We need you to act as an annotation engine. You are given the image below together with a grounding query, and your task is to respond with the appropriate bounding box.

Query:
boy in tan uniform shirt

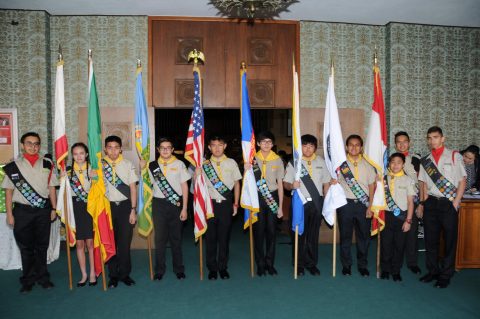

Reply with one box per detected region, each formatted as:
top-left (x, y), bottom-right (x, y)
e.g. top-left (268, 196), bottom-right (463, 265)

top-left (417, 126), bottom-right (466, 289)
top-left (102, 136), bottom-right (138, 288)
top-left (2, 132), bottom-right (58, 293)
top-left (200, 135), bottom-right (241, 280)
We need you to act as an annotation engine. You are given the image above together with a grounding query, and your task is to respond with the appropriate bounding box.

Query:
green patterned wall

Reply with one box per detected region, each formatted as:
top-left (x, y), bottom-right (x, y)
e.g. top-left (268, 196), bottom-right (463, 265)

top-left (50, 15), bottom-right (148, 146)
top-left (0, 10), bottom-right (51, 154)
top-left (387, 23), bottom-right (480, 153)
top-left (300, 20), bottom-right (479, 154)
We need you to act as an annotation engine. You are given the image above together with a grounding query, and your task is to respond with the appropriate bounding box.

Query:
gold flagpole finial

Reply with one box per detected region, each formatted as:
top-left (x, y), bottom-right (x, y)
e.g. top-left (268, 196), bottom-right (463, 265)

top-left (58, 44), bottom-right (63, 62)
top-left (188, 49), bottom-right (205, 67)
top-left (374, 46), bottom-right (378, 67)
top-left (137, 59), bottom-right (142, 68)
top-left (88, 49), bottom-right (92, 60)
top-left (330, 56), bottom-right (335, 76)
top-left (240, 61), bottom-right (247, 71)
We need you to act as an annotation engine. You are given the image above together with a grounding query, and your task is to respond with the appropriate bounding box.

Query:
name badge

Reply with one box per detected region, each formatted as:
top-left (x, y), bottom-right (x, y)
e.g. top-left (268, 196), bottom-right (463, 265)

top-left (11, 173), bottom-right (19, 180)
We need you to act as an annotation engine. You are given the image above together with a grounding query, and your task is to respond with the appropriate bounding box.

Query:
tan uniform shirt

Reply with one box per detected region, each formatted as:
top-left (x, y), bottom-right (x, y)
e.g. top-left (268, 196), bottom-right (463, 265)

top-left (338, 157), bottom-right (376, 199)
top-left (418, 148), bottom-right (466, 198)
top-left (283, 156), bottom-right (330, 197)
top-left (253, 155), bottom-right (284, 191)
top-left (149, 158), bottom-right (191, 199)
top-left (104, 158), bottom-right (138, 202)
top-left (404, 153), bottom-right (419, 193)
top-left (2, 157), bottom-right (59, 205)
top-left (386, 174), bottom-right (416, 211)
top-left (202, 157), bottom-right (242, 201)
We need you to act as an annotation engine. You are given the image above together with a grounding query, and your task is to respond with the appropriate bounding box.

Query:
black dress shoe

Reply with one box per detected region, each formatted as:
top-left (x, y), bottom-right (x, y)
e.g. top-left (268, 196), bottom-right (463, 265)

top-left (307, 266), bottom-right (321, 276)
top-left (408, 266), bottom-right (422, 275)
top-left (40, 281), bottom-right (54, 289)
top-left (219, 269), bottom-right (230, 279)
top-left (342, 267), bottom-right (351, 276)
top-left (88, 280), bottom-right (97, 286)
top-left (153, 273), bottom-right (163, 281)
top-left (434, 279), bottom-right (450, 289)
top-left (392, 274), bottom-right (402, 282)
top-left (380, 271), bottom-right (390, 280)
top-left (257, 268), bottom-right (265, 277)
top-left (267, 266), bottom-right (278, 276)
top-left (297, 267), bottom-right (305, 276)
top-left (121, 276), bottom-right (136, 286)
top-left (77, 279), bottom-right (87, 287)
top-left (358, 268), bottom-right (370, 277)
top-left (176, 272), bottom-right (186, 280)
top-left (420, 273), bottom-right (438, 283)
top-left (208, 270), bottom-right (218, 280)
top-left (20, 284), bottom-right (33, 294)
top-left (108, 278), bottom-right (118, 288)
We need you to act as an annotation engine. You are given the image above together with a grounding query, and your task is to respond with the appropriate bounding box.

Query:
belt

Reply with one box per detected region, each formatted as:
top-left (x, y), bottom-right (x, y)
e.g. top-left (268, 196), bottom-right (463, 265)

top-left (14, 202), bottom-right (51, 209)
top-left (427, 195), bottom-right (450, 201)
top-left (347, 198), bottom-right (360, 204)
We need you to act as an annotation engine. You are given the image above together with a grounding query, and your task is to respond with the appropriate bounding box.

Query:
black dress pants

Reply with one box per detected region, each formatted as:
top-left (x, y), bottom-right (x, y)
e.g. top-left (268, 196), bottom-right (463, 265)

top-left (294, 199), bottom-right (323, 269)
top-left (381, 211), bottom-right (407, 274)
top-left (152, 197), bottom-right (185, 275)
top-left (108, 200), bottom-right (134, 280)
top-left (423, 196), bottom-right (458, 281)
top-left (404, 209), bottom-right (420, 267)
top-left (13, 203), bottom-right (51, 286)
top-left (206, 193), bottom-right (233, 272)
top-left (253, 191), bottom-right (279, 271)
top-left (337, 200), bottom-right (371, 269)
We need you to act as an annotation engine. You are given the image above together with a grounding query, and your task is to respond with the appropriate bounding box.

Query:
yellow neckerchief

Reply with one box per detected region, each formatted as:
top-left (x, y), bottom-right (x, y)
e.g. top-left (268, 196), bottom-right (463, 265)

top-left (210, 154), bottom-right (227, 180)
top-left (158, 155), bottom-right (177, 177)
top-left (256, 150), bottom-right (280, 179)
top-left (302, 154), bottom-right (316, 176)
top-left (104, 154), bottom-right (124, 184)
top-left (347, 154), bottom-right (363, 180)
top-left (73, 162), bottom-right (87, 187)
top-left (388, 169), bottom-right (405, 196)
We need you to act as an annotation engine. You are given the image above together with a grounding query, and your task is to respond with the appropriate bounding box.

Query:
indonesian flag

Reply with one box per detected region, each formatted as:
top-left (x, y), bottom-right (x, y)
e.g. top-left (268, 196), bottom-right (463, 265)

top-left (322, 71), bottom-right (347, 226)
top-left (364, 64), bottom-right (388, 235)
top-left (87, 55), bottom-right (116, 276)
top-left (240, 68), bottom-right (260, 229)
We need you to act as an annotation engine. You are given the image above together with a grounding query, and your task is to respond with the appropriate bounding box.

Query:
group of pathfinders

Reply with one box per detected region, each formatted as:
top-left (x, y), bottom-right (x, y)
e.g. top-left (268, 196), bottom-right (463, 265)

top-left (2, 125), bottom-right (466, 294)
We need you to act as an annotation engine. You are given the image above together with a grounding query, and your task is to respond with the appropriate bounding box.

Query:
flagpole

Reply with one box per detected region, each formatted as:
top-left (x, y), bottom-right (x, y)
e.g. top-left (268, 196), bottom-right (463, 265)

top-left (56, 47), bottom-right (73, 290)
top-left (330, 59), bottom-right (337, 278)
top-left (373, 48), bottom-right (382, 279)
top-left (294, 225), bottom-right (299, 279)
top-left (249, 213), bottom-right (254, 278)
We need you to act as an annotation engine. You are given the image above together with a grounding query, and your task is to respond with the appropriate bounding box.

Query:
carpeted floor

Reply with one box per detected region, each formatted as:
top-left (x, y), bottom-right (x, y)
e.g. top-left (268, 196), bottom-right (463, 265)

top-left (1, 218), bottom-right (479, 319)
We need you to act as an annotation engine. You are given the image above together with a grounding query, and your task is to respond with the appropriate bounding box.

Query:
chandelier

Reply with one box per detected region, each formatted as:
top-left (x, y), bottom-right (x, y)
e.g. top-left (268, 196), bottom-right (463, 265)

top-left (209, 0), bottom-right (298, 19)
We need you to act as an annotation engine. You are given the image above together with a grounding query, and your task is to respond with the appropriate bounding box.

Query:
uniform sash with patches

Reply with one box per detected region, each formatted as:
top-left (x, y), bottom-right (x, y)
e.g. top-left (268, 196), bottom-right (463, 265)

top-left (289, 160), bottom-right (323, 213)
top-left (339, 161), bottom-right (369, 206)
top-left (420, 156), bottom-right (457, 201)
top-left (252, 159), bottom-right (279, 214)
top-left (68, 168), bottom-right (88, 203)
top-left (149, 161), bottom-right (182, 207)
top-left (4, 161), bottom-right (49, 208)
top-left (102, 159), bottom-right (130, 198)
top-left (383, 175), bottom-right (403, 217)
top-left (203, 160), bottom-right (232, 196)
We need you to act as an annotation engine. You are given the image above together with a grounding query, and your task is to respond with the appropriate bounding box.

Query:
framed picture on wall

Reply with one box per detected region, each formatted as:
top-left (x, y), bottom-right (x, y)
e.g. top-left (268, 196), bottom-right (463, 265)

top-left (0, 109), bottom-right (19, 164)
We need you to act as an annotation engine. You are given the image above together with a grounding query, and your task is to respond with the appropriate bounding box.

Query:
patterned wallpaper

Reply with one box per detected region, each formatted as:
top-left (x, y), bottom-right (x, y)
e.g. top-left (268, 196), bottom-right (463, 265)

top-left (50, 15), bottom-right (148, 146)
top-left (300, 20), bottom-right (480, 154)
top-left (0, 10), bottom-right (51, 154)
top-left (387, 23), bottom-right (480, 153)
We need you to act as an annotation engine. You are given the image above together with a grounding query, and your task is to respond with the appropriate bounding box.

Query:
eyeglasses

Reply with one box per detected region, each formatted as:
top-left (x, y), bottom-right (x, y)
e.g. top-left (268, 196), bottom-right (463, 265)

top-left (24, 141), bottom-right (40, 147)
top-left (259, 140), bottom-right (273, 145)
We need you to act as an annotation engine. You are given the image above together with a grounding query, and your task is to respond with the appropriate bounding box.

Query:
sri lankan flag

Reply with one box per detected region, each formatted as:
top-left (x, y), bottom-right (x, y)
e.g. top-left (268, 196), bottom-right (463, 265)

top-left (134, 65), bottom-right (153, 237)
top-left (87, 55), bottom-right (116, 276)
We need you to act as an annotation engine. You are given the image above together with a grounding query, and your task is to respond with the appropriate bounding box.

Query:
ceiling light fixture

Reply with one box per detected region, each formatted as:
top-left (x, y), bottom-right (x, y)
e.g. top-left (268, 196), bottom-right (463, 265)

top-left (209, 0), bottom-right (298, 19)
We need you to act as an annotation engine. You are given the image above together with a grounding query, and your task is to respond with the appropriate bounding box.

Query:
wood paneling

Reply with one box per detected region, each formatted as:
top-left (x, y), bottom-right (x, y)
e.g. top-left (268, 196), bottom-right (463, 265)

top-left (149, 17), bottom-right (298, 109)
top-left (456, 199), bottom-right (480, 269)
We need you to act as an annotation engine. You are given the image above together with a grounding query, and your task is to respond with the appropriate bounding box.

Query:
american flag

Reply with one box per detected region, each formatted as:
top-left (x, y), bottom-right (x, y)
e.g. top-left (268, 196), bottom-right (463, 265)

top-left (185, 67), bottom-right (213, 240)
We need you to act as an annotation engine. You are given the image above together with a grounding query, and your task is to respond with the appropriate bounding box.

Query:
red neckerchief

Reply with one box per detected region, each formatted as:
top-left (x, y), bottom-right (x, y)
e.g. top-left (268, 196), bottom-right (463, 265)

top-left (402, 151), bottom-right (409, 156)
top-left (431, 146), bottom-right (445, 165)
top-left (24, 153), bottom-right (39, 166)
